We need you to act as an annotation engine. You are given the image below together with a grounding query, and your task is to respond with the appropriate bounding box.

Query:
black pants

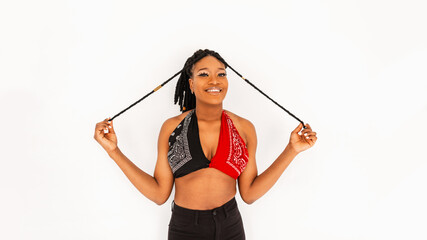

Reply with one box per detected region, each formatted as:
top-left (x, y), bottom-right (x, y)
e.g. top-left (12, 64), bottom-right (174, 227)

top-left (168, 197), bottom-right (245, 240)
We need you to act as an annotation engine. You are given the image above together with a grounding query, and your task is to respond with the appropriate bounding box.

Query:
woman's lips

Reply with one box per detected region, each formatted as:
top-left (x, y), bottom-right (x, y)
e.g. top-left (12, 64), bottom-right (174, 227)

top-left (205, 87), bottom-right (222, 95)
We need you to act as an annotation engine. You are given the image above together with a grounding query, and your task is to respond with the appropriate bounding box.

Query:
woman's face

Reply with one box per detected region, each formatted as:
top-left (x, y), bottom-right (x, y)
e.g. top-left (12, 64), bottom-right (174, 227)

top-left (189, 55), bottom-right (228, 107)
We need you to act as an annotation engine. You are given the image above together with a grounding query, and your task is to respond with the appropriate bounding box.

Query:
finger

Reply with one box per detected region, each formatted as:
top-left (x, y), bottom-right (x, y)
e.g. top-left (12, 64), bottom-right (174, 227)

top-left (96, 120), bottom-right (109, 128)
top-left (301, 124), bottom-right (315, 133)
top-left (303, 128), bottom-right (312, 136)
top-left (303, 132), bottom-right (317, 139)
top-left (292, 123), bottom-right (303, 134)
top-left (99, 118), bottom-right (112, 127)
top-left (303, 131), bottom-right (317, 137)
top-left (107, 120), bottom-right (115, 133)
top-left (97, 123), bottom-right (109, 130)
top-left (306, 134), bottom-right (316, 140)
top-left (102, 118), bottom-right (111, 123)
top-left (306, 135), bottom-right (317, 143)
top-left (96, 123), bottom-right (111, 134)
top-left (94, 126), bottom-right (106, 139)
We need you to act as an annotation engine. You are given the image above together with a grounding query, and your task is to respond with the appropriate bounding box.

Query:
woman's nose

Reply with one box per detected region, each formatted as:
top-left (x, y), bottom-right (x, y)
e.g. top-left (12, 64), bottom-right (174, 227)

top-left (208, 76), bottom-right (219, 84)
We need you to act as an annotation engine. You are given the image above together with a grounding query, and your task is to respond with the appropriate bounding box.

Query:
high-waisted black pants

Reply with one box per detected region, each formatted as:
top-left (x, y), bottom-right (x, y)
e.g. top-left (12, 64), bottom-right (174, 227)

top-left (168, 197), bottom-right (246, 240)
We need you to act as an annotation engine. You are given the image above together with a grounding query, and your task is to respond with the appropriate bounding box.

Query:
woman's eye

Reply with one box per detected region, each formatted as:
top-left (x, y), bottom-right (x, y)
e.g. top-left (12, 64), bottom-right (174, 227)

top-left (198, 72), bottom-right (226, 77)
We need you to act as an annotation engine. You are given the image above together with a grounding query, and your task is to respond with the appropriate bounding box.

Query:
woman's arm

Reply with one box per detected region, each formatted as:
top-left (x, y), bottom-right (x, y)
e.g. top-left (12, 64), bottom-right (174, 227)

top-left (238, 121), bottom-right (317, 204)
top-left (94, 118), bottom-right (174, 205)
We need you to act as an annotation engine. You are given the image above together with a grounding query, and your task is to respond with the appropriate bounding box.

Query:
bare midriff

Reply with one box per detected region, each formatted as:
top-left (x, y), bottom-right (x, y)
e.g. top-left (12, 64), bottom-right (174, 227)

top-left (173, 168), bottom-right (236, 210)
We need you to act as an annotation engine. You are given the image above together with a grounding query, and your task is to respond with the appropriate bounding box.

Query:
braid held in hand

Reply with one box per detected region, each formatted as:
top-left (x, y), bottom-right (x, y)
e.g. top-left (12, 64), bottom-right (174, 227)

top-left (108, 49), bottom-right (306, 128)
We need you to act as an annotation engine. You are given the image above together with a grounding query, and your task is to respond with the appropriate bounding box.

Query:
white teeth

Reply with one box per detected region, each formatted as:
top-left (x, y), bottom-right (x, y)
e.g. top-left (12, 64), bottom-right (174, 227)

top-left (206, 88), bottom-right (222, 93)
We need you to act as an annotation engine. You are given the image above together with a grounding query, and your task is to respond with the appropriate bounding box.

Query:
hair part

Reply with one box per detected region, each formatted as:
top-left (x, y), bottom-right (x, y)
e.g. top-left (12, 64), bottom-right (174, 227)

top-left (174, 49), bottom-right (228, 112)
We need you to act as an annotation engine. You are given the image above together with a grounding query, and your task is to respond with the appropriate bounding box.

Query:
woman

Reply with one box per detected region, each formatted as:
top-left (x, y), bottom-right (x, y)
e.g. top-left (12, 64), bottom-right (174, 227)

top-left (94, 49), bottom-right (317, 239)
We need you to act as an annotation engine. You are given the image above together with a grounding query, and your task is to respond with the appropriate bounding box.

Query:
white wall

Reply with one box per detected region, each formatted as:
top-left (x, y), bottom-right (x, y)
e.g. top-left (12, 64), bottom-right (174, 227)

top-left (1, 0), bottom-right (426, 239)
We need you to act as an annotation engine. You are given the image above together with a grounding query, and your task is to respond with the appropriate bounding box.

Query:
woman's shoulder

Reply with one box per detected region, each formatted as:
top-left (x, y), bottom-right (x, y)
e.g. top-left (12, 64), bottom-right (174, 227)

top-left (160, 110), bottom-right (193, 134)
top-left (223, 109), bottom-right (256, 145)
top-left (167, 109), bottom-right (193, 122)
top-left (224, 109), bottom-right (254, 128)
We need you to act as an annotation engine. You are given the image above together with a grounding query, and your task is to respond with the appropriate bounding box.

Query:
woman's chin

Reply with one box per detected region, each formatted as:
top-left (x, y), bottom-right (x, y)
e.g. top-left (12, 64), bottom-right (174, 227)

top-left (197, 99), bottom-right (225, 108)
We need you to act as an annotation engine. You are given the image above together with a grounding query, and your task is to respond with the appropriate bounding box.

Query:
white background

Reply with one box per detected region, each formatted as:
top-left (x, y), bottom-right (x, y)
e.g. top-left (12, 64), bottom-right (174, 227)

top-left (1, 0), bottom-right (426, 239)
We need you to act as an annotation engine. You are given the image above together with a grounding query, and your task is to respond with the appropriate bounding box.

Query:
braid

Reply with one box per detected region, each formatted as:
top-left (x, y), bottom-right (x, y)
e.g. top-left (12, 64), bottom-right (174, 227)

top-left (174, 49), bottom-right (228, 112)
top-left (174, 49), bottom-right (306, 128)
top-left (109, 49), bottom-right (306, 128)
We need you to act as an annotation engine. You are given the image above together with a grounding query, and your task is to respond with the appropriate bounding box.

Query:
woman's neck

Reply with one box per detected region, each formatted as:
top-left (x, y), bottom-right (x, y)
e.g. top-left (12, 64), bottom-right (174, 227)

top-left (194, 104), bottom-right (223, 122)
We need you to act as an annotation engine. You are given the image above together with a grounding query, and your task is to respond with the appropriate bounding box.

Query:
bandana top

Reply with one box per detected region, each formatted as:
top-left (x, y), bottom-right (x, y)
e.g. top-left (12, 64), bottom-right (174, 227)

top-left (167, 109), bottom-right (249, 180)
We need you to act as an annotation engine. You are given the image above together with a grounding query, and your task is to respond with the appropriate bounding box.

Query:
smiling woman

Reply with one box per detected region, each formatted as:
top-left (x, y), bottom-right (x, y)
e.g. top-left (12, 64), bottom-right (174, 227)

top-left (173, 49), bottom-right (229, 113)
top-left (94, 49), bottom-right (317, 240)
top-left (188, 55), bottom-right (229, 109)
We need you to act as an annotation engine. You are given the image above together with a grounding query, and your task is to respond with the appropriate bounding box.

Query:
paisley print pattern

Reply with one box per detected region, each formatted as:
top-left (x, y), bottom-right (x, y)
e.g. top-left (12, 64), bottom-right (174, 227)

top-left (167, 109), bottom-right (249, 179)
top-left (167, 111), bottom-right (193, 173)
top-left (225, 115), bottom-right (248, 175)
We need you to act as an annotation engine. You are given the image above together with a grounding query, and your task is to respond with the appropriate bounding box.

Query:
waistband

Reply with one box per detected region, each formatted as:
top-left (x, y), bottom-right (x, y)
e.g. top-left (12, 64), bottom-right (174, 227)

top-left (171, 197), bottom-right (237, 216)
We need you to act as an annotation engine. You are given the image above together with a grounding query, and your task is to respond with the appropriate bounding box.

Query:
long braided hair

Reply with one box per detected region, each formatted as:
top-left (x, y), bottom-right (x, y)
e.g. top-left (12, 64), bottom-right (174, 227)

top-left (174, 49), bottom-right (228, 112)
top-left (108, 49), bottom-right (306, 128)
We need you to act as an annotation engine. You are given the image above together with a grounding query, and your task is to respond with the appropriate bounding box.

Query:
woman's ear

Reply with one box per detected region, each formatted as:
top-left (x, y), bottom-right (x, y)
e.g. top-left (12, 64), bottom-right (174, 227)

top-left (189, 78), bottom-right (194, 93)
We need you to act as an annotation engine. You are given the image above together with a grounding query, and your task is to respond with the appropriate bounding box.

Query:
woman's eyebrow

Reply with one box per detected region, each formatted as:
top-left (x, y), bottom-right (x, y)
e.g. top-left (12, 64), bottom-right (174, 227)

top-left (197, 67), bottom-right (226, 72)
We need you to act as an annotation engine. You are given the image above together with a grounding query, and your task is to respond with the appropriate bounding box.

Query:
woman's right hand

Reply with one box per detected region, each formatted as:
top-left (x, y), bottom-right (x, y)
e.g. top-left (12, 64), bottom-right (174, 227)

top-left (94, 118), bottom-right (118, 154)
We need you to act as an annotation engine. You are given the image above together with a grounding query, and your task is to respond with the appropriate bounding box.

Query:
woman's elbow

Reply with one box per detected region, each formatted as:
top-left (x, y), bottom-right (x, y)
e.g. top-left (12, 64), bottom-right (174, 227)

top-left (241, 194), bottom-right (257, 205)
top-left (154, 200), bottom-right (167, 206)
top-left (153, 195), bottom-right (170, 206)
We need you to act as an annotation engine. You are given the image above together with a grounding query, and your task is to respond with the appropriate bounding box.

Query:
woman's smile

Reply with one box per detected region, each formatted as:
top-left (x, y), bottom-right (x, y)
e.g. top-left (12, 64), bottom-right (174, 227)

top-left (205, 87), bottom-right (223, 95)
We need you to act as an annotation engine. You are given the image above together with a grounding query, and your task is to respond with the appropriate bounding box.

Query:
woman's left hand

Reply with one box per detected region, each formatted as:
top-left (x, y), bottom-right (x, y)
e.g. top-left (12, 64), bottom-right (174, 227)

top-left (288, 123), bottom-right (317, 154)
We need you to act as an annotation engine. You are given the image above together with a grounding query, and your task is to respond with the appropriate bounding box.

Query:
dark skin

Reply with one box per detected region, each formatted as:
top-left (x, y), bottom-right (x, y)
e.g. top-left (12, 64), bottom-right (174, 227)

top-left (94, 56), bottom-right (317, 210)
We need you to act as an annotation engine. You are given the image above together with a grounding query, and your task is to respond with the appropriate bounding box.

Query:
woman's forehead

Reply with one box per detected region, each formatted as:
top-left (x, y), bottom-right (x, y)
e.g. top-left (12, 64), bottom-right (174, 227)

top-left (193, 56), bottom-right (225, 72)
